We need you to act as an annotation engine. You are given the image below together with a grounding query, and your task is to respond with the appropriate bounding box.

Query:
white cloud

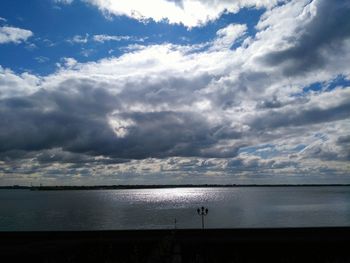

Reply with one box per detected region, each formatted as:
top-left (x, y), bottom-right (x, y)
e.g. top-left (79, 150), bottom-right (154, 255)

top-left (0, 66), bottom-right (41, 99)
top-left (57, 57), bottom-right (78, 69)
top-left (93, 34), bottom-right (131, 42)
top-left (67, 34), bottom-right (89, 44)
top-left (35, 56), bottom-right (50, 63)
top-left (25, 43), bottom-right (37, 50)
top-left (80, 48), bottom-right (94, 57)
top-left (54, 0), bottom-right (74, 4)
top-left (93, 34), bottom-right (146, 43)
top-left (211, 23), bottom-right (247, 50)
top-left (84, 0), bottom-right (283, 27)
top-left (68, 34), bottom-right (146, 45)
top-left (0, 26), bottom-right (33, 44)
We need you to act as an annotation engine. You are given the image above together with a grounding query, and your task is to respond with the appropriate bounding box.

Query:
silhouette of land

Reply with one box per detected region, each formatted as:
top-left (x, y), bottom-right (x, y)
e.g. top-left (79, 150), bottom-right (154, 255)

top-left (1, 184), bottom-right (350, 191)
top-left (1, 227), bottom-right (350, 262)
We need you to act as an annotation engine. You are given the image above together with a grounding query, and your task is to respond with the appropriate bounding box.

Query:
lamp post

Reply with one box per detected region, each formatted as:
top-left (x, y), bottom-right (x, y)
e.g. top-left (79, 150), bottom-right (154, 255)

top-left (197, 206), bottom-right (209, 229)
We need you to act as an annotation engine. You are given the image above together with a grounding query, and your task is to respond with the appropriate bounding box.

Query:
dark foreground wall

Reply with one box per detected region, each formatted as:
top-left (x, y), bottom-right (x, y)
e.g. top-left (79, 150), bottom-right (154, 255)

top-left (1, 227), bottom-right (350, 263)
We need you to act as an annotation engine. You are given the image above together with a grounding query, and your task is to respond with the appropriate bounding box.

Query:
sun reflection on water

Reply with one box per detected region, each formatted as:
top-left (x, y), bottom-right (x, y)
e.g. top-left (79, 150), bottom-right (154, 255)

top-left (117, 187), bottom-right (220, 204)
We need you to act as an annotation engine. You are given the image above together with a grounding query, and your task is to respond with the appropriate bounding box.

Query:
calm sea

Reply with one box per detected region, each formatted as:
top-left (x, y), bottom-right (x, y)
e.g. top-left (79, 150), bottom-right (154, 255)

top-left (1, 187), bottom-right (350, 231)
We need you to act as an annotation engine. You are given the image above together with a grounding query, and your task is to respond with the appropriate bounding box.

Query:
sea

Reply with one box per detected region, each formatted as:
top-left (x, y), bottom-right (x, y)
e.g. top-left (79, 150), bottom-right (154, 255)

top-left (1, 186), bottom-right (350, 231)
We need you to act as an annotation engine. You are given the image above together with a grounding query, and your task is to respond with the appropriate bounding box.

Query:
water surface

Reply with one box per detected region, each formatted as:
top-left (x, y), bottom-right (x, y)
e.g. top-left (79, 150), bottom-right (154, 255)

top-left (1, 187), bottom-right (350, 231)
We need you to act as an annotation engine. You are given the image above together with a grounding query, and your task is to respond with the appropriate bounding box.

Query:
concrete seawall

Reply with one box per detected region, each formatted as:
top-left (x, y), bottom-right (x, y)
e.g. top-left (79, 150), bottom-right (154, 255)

top-left (1, 227), bottom-right (350, 262)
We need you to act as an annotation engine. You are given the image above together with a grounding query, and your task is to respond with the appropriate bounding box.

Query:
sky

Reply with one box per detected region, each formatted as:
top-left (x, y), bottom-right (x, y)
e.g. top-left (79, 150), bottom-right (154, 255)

top-left (0, 0), bottom-right (349, 186)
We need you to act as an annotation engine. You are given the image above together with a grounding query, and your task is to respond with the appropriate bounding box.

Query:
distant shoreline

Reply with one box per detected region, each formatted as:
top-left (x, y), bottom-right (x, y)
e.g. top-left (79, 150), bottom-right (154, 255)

top-left (1, 184), bottom-right (350, 191)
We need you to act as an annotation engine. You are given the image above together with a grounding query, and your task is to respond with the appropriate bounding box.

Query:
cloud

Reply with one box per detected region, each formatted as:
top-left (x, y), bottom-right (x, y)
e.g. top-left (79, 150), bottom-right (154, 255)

top-left (35, 56), bottom-right (50, 64)
top-left (54, 0), bottom-right (74, 4)
top-left (67, 34), bottom-right (89, 44)
top-left (211, 23), bottom-right (247, 50)
top-left (68, 34), bottom-right (146, 45)
top-left (248, 88), bottom-right (350, 131)
top-left (83, 0), bottom-right (282, 28)
top-left (0, 26), bottom-right (33, 44)
top-left (0, 66), bottom-right (41, 99)
top-left (93, 34), bottom-right (146, 43)
top-left (93, 34), bottom-right (132, 42)
top-left (1, 37), bottom-right (348, 161)
top-left (58, 57), bottom-right (78, 68)
top-left (257, 0), bottom-right (350, 77)
top-left (1, 0), bottom-right (350, 184)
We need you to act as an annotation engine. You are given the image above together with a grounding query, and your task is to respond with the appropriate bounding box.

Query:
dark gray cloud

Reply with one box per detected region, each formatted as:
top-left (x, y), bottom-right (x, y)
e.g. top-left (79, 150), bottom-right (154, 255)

top-left (34, 149), bottom-right (130, 165)
top-left (256, 96), bottom-right (283, 109)
top-left (336, 135), bottom-right (350, 161)
top-left (248, 94), bottom-right (350, 131)
top-left (0, 79), bottom-right (243, 161)
top-left (261, 0), bottom-right (350, 76)
top-left (337, 135), bottom-right (350, 144)
top-left (0, 82), bottom-right (118, 154)
top-left (117, 74), bottom-right (213, 108)
top-left (1, 77), bottom-right (348, 168)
